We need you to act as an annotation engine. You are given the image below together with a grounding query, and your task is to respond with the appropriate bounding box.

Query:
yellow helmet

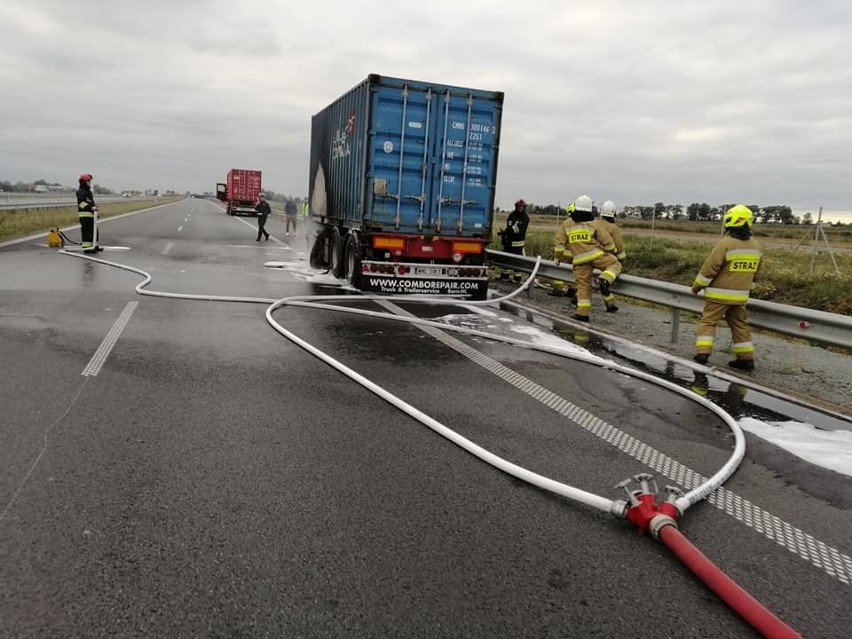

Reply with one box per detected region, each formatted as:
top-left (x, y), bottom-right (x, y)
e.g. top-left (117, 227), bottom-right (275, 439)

top-left (724, 205), bottom-right (754, 228)
top-left (566, 203), bottom-right (575, 212)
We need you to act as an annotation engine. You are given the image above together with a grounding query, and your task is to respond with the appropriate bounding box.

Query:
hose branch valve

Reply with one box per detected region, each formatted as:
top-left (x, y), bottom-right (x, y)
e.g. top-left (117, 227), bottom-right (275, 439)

top-left (614, 474), bottom-right (682, 540)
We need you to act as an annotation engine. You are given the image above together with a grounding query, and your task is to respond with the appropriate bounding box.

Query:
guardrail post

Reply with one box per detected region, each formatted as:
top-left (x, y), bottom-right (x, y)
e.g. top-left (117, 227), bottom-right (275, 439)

top-left (670, 308), bottom-right (681, 344)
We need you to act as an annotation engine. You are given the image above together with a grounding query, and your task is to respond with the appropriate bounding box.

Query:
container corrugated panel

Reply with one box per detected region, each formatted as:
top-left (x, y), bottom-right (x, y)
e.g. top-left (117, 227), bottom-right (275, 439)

top-left (310, 74), bottom-right (503, 239)
top-left (227, 169), bottom-right (262, 202)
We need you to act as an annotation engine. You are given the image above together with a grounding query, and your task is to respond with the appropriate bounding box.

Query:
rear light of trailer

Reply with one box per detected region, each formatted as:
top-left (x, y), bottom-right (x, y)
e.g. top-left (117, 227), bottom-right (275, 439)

top-left (452, 241), bottom-right (483, 254)
top-left (373, 236), bottom-right (406, 250)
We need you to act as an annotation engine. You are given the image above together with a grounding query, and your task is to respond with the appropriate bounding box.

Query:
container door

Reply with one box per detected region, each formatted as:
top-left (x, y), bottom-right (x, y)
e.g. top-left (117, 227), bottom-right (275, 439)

top-left (427, 90), bottom-right (499, 237)
top-left (367, 82), bottom-right (499, 238)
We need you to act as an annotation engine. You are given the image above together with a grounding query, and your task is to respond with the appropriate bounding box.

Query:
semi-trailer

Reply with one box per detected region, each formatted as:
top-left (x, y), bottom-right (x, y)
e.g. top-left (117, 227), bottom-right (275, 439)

top-left (308, 74), bottom-right (503, 299)
top-left (216, 168), bottom-right (262, 216)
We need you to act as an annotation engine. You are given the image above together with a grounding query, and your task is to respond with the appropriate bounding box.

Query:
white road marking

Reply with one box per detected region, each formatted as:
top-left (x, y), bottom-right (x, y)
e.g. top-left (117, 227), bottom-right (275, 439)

top-left (82, 301), bottom-right (137, 377)
top-left (177, 225), bottom-right (184, 232)
top-left (162, 242), bottom-right (173, 256)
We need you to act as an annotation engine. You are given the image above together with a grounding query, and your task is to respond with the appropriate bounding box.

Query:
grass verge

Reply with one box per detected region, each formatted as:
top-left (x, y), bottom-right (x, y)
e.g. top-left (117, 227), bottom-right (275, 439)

top-left (0, 198), bottom-right (183, 242)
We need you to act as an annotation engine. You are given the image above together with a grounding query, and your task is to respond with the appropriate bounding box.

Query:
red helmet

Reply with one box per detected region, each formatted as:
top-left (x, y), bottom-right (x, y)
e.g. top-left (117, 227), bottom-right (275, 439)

top-left (79, 173), bottom-right (93, 183)
top-left (514, 198), bottom-right (527, 208)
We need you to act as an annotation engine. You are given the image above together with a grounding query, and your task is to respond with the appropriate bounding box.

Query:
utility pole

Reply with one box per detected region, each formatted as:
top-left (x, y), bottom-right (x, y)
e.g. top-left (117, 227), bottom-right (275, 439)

top-left (790, 206), bottom-right (842, 276)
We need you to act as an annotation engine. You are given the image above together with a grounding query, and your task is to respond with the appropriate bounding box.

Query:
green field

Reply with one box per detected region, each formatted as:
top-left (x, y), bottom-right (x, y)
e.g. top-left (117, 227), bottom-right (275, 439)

top-left (494, 214), bottom-right (852, 315)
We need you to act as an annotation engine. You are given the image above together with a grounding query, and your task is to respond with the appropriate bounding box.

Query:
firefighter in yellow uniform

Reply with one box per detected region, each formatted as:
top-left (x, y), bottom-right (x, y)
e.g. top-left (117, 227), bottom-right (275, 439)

top-left (553, 195), bottom-right (621, 322)
top-left (691, 205), bottom-right (764, 370)
top-left (596, 200), bottom-right (625, 311)
top-left (548, 203), bottom-right (577, 298)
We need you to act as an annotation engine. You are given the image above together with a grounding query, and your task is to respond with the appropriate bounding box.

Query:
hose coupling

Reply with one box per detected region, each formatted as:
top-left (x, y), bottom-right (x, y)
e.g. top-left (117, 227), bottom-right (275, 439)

top-left (648, 514), bottom-right (678, 540)
top-left (617, 474), bottom-right (684, 534)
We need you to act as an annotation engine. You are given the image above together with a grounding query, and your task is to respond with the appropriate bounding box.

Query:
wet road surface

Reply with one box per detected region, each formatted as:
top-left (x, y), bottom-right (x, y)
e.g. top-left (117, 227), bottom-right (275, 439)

top-left (1, 199), bottom-right (850, 637)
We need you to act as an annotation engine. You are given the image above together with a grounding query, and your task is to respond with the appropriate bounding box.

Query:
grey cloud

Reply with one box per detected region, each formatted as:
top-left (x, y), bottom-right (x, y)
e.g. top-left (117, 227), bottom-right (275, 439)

top-left (1, 0), bottom-right (850, 211)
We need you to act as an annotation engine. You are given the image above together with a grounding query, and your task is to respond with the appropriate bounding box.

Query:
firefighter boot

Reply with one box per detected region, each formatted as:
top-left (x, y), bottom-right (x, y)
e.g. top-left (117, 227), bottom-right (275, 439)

top-left (729, 359), bottom-right (755, 371)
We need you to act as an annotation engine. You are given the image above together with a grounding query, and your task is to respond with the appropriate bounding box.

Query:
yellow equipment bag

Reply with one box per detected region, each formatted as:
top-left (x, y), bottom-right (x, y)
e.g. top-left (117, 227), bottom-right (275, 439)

top-left (47, 228), bottom-right (64, 248)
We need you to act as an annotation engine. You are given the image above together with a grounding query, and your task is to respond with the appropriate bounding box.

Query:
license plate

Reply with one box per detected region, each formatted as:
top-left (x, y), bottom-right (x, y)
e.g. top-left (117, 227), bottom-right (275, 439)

top-left (414, 266), bottom-right (444, 276)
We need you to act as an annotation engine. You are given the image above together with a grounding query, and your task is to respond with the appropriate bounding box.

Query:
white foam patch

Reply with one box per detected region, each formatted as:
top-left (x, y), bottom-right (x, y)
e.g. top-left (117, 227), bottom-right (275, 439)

top-left (739, 417), bottom-right (852, 478)
top-left (261, 260), bottom-right (342, 285)
top-left (436, 313), bottom-right (501, 331)
top-left (509, 324), bottom-right (594, 357)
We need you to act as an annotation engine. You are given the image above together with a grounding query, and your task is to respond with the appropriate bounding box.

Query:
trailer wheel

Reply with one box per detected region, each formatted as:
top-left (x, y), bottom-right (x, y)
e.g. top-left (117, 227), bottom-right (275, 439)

top-left (344, 234), bottom-right (361, 287)
top-left (309, 228), bottom-right (332, 270)
top-left (329, 227), bottom-right (345, 279)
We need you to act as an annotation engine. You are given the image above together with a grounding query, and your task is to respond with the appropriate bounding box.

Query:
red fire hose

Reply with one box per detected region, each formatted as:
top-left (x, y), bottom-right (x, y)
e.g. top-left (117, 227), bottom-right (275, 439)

top-left (658, 525), bottom-right (802, 639)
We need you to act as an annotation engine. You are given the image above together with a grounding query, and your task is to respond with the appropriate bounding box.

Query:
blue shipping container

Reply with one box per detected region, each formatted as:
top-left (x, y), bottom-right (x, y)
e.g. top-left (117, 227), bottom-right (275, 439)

top-left (310, 74), bottom-right (503, 239)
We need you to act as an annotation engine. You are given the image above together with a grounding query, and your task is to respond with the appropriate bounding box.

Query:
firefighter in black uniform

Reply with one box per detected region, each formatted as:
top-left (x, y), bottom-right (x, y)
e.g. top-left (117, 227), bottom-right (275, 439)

top-left (76, 173), bottom-right (101, 253)
top-left (255, 193), bottom-right (271, 241)
top-left (498, 198), bottom-right (530, 282)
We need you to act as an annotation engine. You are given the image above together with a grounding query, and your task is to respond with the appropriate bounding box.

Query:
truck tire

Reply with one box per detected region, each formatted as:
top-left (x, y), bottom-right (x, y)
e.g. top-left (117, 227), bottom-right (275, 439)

top-left (329, 227), bottom-right (345, 279)
top-left (309, 228), bottom-right (332, 270)
top-left (344, 234), bottom-right (361, 287)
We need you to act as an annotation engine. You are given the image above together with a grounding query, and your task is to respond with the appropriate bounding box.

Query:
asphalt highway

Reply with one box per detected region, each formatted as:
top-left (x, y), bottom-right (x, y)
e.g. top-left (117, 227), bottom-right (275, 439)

top-left (1, 199), bottom-right (849, 637)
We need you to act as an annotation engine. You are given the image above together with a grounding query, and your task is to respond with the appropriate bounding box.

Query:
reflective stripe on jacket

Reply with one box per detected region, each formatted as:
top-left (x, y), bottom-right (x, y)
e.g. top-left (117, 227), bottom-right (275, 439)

top-left (598, 218), bottom-right (626, 260)
top-left (76, 185), bottom-right (96, 217)
top-left (693, 235), bottom-right (764, 305)
top-left (554, 219), bottom-right (615, 264)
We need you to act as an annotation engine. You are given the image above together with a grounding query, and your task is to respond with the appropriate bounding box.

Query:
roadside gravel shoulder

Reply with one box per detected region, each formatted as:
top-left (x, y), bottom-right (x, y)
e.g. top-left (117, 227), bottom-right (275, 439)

top-left (489, 278), bottom-right (852, 419)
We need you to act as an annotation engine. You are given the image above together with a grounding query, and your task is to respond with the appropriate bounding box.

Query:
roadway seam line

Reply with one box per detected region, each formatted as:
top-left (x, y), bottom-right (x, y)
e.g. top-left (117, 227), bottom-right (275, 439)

top-left (82, 301), bottom-right (137, 377)
top-left (0, 378), bottom-right (90, 523)
top-left (378, 299), bottom-right (852, 586)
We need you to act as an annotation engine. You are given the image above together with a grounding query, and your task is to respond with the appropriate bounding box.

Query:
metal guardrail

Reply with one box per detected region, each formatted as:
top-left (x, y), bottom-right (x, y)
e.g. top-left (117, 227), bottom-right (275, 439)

top-left (0, 195), bottom-right (151, 211)
top-left (486, 249), bottom-right (852, 350)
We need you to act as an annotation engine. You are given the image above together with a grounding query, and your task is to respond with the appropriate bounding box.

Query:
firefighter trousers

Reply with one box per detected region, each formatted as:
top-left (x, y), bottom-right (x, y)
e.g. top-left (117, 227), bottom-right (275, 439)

top-left (574, 254), bottom-right (621, 317)
top-left (79, 215), bottom-right (95, 248)
top-left (695, 301), bottom-right (755, 361)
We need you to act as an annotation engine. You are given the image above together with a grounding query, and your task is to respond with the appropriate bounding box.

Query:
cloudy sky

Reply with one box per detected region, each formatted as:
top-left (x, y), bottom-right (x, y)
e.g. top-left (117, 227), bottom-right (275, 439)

top-left (2, 0), bottom-right (850, 215)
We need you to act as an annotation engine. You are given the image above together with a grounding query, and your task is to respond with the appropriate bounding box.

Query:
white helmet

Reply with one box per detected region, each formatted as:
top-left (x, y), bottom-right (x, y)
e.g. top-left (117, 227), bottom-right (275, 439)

top-left (573, 194), bottom-right (593, 212)
top-left (601, 200), bottom-right (616, 219)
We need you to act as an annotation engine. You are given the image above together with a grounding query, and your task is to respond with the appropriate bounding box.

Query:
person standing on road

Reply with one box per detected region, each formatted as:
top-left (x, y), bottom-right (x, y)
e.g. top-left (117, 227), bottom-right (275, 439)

top-left (596, 200), bottom-right (625, 312)
top-left (284, 198), bottom-right (298, 236)
top-left (497, 198), bottom-right (530, 282)
top-left (255, 193), bottom-right (271, 241)
top-left (553, 194), bottom-right (621, 322)
top-left (76, 173), bottom-right (101, 253)
top-left (692, 204), bottom-right (764, 370)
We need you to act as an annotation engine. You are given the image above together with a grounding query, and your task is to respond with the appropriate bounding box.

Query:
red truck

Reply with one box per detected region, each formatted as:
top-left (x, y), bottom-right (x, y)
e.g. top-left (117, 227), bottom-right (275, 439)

top-left (216, 168), bottom-right (262, 216)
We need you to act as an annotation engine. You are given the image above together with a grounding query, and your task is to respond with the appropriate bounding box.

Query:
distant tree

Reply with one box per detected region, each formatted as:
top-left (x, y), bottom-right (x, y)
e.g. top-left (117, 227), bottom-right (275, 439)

top-left (802, 212), bottom-right (813, 226)
top-left (686, 203), bottom-right (701, 221)
top-left (777, 205), bottom-right (795, 224)
top-left (699, 203), bottom-right (711, 221)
